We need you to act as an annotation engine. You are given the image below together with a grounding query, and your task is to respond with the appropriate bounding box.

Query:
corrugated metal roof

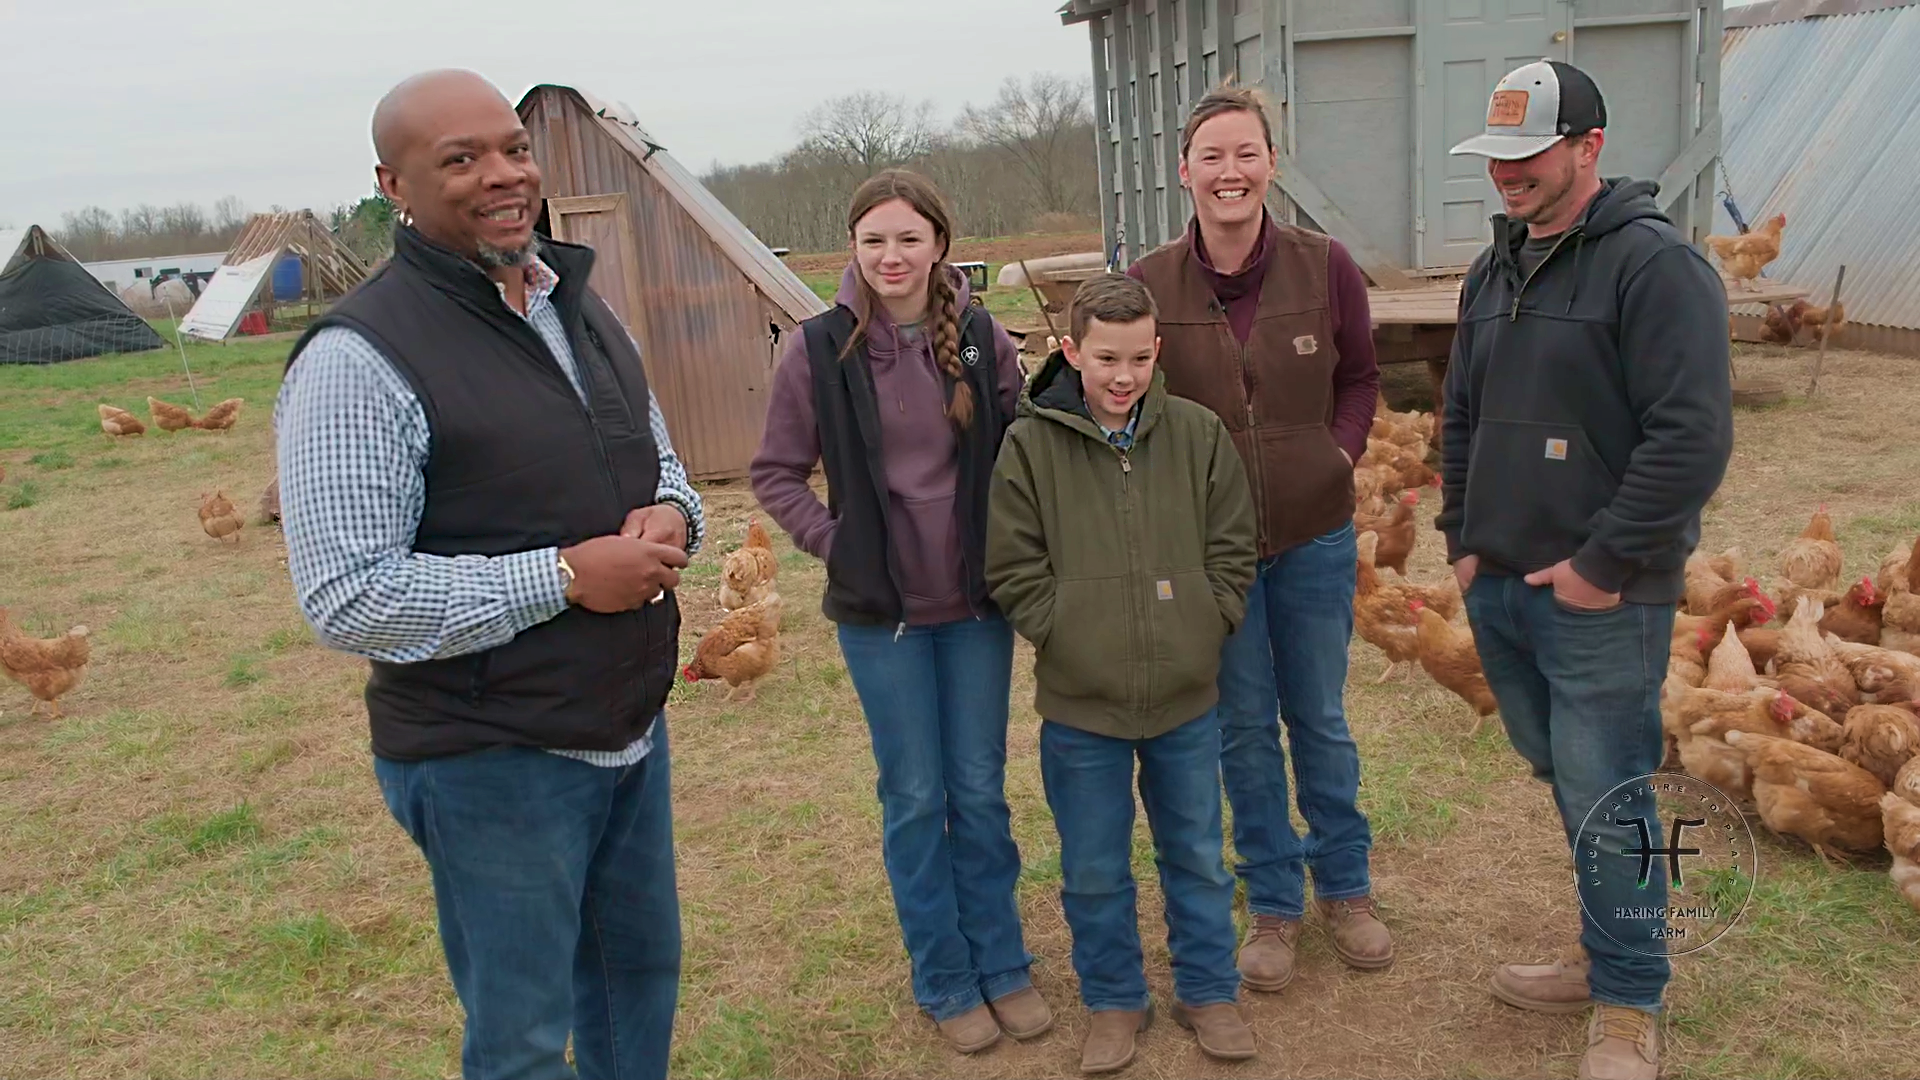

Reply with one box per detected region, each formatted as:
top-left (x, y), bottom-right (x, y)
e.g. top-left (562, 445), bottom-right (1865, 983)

top-left (1717, 2), bottom-right (1920, 330)
top-left (518, 85), bottom-right (825, 325)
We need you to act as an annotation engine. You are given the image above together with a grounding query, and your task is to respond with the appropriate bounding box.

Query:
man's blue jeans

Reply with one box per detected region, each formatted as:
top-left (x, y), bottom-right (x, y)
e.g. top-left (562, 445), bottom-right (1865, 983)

top-left (1216, 522), bottom-right (1374, 917)
top-left (836, 615), bottom-right (1033, 1021)
top-left (373, 717), bottom-right (680, 1080)
top-left (1465, 574), bottom-right (1673, 1010)
top-left (1039, 711), bottom-right (1241, 1011)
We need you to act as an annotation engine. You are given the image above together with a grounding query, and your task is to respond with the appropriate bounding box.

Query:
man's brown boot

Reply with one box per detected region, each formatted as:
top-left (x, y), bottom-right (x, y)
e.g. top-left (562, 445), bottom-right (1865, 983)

top-left (1580, 1005), bottom-right (1660, 1080)
top-left (1313, 895), bottom-right (1394, 970)
top-left (1171, 1001), bottom-right (1257, 1061)
top-left (1237, 914), bottom-right (1302, 992)
top-left (988, 986), bottom-right (1054, 1041)
top-left (1080, 1002), bottom-right (1153, 1075)
top-left (1491, 944), bottom-right (1592, 1014)
top-left (935, 1003), bottom-right (1001, 1054)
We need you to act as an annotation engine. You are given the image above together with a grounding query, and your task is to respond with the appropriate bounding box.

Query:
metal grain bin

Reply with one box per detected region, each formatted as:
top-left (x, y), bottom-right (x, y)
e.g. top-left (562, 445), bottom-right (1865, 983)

top-left (1060, 0), bottom-right (1724, 284)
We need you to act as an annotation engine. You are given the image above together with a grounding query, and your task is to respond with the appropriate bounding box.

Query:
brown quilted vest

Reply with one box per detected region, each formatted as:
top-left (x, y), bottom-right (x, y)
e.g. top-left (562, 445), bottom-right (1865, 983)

top-left (1134, 224), bottom-right (1351, 557)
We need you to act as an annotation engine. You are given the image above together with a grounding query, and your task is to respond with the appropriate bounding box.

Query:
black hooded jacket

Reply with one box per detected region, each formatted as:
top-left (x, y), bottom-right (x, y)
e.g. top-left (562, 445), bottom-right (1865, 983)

top-left (1434, 178), bottom-right (1734, 604)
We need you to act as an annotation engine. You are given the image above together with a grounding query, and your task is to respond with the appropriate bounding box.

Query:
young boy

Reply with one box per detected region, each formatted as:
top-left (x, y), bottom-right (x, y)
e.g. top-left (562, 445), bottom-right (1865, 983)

top-left (986, 273), bottom-right (1258, 1074)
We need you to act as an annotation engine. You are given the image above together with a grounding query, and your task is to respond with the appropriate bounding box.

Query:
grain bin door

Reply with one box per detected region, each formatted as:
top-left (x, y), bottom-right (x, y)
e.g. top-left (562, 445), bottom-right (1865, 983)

top-left (1418, 0), bottom-right (1573, 269)
top-left (547, 194), bottom-right (647, 341)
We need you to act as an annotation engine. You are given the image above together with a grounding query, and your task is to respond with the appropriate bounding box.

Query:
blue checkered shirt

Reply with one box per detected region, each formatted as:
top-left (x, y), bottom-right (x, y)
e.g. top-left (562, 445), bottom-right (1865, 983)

top-left (1096, 408), bottom-right (1141, 452)
top-left (274, 255), bottom-right (704, 767)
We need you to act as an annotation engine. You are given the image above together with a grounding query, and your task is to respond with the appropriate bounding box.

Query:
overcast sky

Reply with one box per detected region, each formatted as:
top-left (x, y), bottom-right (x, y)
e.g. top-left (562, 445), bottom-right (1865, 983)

top-left (4, 0), bottom-right (1087, 230)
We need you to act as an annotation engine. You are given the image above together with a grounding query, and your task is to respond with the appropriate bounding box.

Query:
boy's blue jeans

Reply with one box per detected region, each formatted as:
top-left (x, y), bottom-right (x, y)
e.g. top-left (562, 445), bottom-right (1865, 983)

top-left (836, 615), bottom-right (1034, 1021)
top-left (373, 717), bottom-right (679, 1080)
top-left (1039, 710), bottom-right (1242, 1011)
top-left (1465, 573), bottom-right (1673, 1010)
top-left (1216, 522), bottom-right (1374, 917)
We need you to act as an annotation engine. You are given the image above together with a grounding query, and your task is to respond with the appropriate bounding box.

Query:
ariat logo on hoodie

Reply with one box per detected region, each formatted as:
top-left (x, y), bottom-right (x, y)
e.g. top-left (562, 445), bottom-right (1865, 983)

top-left (1544, 438), bottom-right (1569, 461)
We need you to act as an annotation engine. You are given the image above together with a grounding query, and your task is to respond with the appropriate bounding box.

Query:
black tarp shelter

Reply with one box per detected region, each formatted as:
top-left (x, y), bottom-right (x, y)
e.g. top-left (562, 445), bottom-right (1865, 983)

top-left (1, 225), bottom-right (164, 363)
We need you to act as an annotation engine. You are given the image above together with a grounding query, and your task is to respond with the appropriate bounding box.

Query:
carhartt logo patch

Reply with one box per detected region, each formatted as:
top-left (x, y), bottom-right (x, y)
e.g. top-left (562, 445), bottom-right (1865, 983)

top-left (1156, 580), bottom-right (1174, 601)
top-left (1293, 334), bottom-right (1318, 355)
top-left (1488, 89), bottom-right (1530, 127)
top-left (1545, 438), bottom-right (1569, 461)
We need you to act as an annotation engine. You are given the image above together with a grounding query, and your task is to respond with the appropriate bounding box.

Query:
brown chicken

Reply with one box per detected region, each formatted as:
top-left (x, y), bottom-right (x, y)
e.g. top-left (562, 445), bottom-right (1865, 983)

top-left (147, 396), bottom-right (194, 432)
top-left (1357, 490), bottom-right (1420, 576)
top-left (199, 491), bottom-right (244, 544)
top-left (1876, 534), bottom-right (1919, 599)
top-left (1882, 788), bottom-right (1920, 913)
top-left (1682, 547), bottom-right (1745, 615)
top-left (683, 594), bottom-right (781, 702)
top-left (1703, 626), bottom-right (1765, 693)
top-left (1829, 639), bottom-right (1920, 704)
top-left (1353, 466), bottom-right (1388, 517)
top-left (1879, 535), bottom-right (1920, 656)
top-left (1818, 577), bottom-right (1884, 645)
top-left (98, 403), bottom-right (147, 437)
top-left (1801, 299), bottom-right (1847, 344)
top-left (1773, 599), bottom-right (1861, 717)
top-left (1704, 212), bottom-right (1786, 291)
top-left (1759, 301), bottom-right (1805, 345)
top-left (1738, 627), bottom-right (1782, 672)
top-left (1725, 730), bottom-right (1886, 862)
top-left (1354, 531), bottom-right (1458, 682)
top-left (1411, 599), bottom-right (1499, 734)
top-left (0, 609), bottom-right (91, 719)
top-left (1675, 688), bottom-right (1821, 804)
top-left (191, 397), bottom-right (244, 431)
top-left (1778, 506), bottom-right (1843, 592)
top-left (719, 520), bottom-right (779, 612)
top-left (1839, 704), bottom-right (1920, 788)
top-left (1673, 582), bottom-right (1773, 651)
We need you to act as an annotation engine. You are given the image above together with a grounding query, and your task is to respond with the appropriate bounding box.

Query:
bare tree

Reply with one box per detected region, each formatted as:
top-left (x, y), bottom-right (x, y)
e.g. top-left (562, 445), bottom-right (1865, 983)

top-left (58, 207), bottom-right (117, 261)
top-left (119, 204), bottom-right (163, 240)
top-left (159, 202), bottom-right (209, 242)
top-left (212, 195), bottom-right (250, 232)
top-left (959, 75), bottom-right (1096, 216)
top-left (799, 91), bottom-right (938, 178)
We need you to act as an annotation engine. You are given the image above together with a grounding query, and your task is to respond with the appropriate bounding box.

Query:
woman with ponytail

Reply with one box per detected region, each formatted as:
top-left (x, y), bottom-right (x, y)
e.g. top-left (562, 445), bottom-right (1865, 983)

top-left (750, 170), bottom-right (1042, 1053)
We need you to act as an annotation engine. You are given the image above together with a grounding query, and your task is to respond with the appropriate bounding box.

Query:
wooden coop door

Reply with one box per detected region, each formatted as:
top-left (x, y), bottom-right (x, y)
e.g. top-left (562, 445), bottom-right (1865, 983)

top-left (1417, 0), bottom-right (1573, 268)
top-left (546, 194), bottom-right (647, 339)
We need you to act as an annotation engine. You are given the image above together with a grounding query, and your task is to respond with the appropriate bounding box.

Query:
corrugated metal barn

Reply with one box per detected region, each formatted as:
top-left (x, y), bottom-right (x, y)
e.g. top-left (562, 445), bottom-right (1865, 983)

top-left (1059, 0), bottom-right (1725, 284)
top-left (1718, 0), bottom-right (1920, 354)
top-left (517, 84), bottom-right (828, 481)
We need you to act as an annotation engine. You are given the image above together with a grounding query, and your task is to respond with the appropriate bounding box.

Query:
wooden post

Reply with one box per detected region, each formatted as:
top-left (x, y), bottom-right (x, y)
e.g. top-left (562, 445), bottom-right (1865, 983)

top-left (1018, 259), bottom-right (1061, 344)
top-left (1805, 264), bottom-right (1847, 397)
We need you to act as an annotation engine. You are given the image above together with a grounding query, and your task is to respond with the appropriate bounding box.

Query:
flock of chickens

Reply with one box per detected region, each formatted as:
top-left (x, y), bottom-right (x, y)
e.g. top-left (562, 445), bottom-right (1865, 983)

top-left (1664, 513), bottom-right (1920, 910)
top-left (1348, 402), bottom-right (1920, 912)
top-left (681, 520), bottom-right (784, 703)
top-left (1701, 212), bottom-right (1847, 346)
top-left (1, 396), bottom-right (251, 719)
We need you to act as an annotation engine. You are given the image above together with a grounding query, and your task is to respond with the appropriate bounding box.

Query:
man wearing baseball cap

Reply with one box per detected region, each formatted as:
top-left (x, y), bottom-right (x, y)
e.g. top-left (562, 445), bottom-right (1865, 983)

top-left (1435, 60), bottom-right (1732, 1080)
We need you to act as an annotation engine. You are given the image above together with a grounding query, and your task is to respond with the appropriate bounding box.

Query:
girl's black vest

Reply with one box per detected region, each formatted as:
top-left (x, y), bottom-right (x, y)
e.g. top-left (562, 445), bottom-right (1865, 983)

top-left (801, 303), bottom-right (1006, 628)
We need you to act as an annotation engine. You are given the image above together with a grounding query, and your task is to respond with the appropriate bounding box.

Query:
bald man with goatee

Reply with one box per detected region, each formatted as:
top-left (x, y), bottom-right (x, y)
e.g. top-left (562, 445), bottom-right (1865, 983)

top-left (275, 70), bottom-right (702, 1080)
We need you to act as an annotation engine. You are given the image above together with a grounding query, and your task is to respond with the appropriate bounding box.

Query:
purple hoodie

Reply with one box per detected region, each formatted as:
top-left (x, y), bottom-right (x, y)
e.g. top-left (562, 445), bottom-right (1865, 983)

top-left (751, 263), bottom-right (1022, 626)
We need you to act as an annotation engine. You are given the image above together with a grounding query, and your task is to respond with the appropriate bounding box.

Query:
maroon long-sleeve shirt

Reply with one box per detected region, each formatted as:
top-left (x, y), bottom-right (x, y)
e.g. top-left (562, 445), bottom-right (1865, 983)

top-left (1129, 217), bottom-right (1380, 463)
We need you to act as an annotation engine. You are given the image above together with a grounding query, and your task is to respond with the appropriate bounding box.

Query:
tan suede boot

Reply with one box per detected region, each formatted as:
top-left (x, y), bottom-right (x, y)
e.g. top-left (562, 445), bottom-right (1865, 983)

top-left (1171, 1001), bottom-right (1257, 1061)
top-left (1580, 1005), bottom-right (1659, 1080)
top-left (1236, 914), bottom-right (1303, 992)
top-left (988, 986), bottom-right (1054, 1041)
top-left (1080, 1002), bottom-right (1153, 1075)
top-left (1313, 895), bottom-right (1394, 970)
top-left (935, 1003), bottom-right (1001, 1054)
top-left (1491, 943), bottom-right (1593, 1014)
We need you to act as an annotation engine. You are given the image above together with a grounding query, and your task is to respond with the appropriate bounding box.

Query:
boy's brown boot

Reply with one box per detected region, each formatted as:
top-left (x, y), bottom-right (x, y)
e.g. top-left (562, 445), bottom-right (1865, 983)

top-left (1580, 1005), bottom-right (1659, 1080)
top-left (1237, 914), bottom-right (1302, 992)
top-left (935, 1003), bottom-right (1001, 1054)
top-left (1313, 895), bottom-right (1394, 969)
top-left (1080, 1001), bottom-right (1153, 1074)
top-left (1171, 1001), bottom-right (1256, 1061)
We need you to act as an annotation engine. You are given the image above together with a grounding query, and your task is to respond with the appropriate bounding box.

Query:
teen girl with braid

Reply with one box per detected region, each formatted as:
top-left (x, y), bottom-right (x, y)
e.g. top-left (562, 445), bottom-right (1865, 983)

top-left (750, 170), bottom-right (1046, 1053)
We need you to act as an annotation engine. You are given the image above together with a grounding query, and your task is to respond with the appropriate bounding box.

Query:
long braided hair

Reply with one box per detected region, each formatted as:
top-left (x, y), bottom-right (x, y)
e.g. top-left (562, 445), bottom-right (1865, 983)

top-left (843, 169), bottom-right (973, 430)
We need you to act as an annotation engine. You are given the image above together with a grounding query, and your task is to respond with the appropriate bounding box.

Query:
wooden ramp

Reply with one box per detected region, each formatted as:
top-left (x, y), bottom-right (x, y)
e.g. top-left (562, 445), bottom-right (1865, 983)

top-left (1368, 276), bottom-right (1807, 326)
